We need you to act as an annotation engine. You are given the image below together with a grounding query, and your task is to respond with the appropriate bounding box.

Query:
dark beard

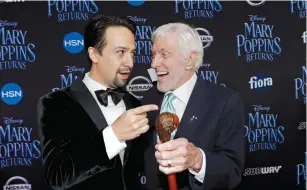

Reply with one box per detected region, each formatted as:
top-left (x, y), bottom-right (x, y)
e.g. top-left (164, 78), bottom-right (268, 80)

top-left (114, 76), bottom-right (127, 88)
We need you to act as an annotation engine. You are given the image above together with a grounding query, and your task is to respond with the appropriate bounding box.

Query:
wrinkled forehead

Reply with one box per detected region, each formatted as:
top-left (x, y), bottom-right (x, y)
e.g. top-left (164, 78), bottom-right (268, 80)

top-left (152, 34), bottom-right (178, 52)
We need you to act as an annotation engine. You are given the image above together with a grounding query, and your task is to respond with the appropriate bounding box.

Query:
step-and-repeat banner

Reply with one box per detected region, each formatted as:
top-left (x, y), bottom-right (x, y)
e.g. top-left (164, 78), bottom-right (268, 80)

top-left (0, 0), bottom-right (306, 189)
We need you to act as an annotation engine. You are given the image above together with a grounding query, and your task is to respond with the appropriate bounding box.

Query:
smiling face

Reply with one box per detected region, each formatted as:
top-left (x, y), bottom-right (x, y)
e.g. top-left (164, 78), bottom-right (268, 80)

top-left (88, 26), bottom-right (136, 88)
top-left (151, 34), bottom-right (194, 92)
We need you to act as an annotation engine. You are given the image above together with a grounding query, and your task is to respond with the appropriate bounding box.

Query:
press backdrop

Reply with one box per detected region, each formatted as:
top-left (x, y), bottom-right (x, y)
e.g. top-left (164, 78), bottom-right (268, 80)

top-left (0, 0), bottom-right (306, 189)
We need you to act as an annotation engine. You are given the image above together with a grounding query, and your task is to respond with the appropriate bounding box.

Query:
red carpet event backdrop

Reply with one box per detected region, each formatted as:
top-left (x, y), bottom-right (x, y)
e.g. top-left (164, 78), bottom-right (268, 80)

top-left (0, 0), bottom-right (306, 189)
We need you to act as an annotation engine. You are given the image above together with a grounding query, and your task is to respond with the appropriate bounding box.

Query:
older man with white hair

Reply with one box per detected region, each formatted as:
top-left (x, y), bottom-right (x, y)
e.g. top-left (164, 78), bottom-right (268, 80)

top-left (141, 22), bottom-right (245, 190)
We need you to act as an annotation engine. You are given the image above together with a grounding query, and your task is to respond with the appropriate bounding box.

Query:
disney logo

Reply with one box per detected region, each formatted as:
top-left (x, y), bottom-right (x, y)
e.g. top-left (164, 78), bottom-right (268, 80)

top-left (0, 20), bottom-right (18, 28)
top-left (253, 105), bottom-right (270, 112)
top-left (3, 117), bottom-right (23, 125)
top-left (248, 15), bottom-right (266, 22)
top-left (127, 16), bottom-right (147, 24)
top-left (65, 66), bottom-right (85, 73)
top-left (200, 63), bottom-right (211, 68)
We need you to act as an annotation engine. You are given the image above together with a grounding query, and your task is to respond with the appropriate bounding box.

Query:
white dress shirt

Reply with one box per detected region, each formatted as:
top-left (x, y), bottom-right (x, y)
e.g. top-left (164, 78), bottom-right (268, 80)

top-left (161, 73), bottom-right (207, 183)
top-left (82, 72), bottom-right (126, 164)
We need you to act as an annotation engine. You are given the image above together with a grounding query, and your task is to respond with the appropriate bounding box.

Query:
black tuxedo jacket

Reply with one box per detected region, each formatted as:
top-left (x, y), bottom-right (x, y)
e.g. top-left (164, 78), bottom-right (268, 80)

top-left (37, 80), bottom-right (144, 190)
top-left (140, 78), bottom-right (245, 190)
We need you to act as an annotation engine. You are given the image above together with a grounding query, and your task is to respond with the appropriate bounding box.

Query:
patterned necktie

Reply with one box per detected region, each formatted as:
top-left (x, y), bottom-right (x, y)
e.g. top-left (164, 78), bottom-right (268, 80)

top-left (160, 92), bottom-right (176, 114)
top-left (157, 92), bottom-right (177, 141)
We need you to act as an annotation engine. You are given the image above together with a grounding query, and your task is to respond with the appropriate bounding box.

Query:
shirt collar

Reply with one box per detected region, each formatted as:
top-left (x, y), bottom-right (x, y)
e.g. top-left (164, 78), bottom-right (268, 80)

top-left (171, 73), bottom-right (197, 105)
top-left (82, 72), bottom-right (107, 92)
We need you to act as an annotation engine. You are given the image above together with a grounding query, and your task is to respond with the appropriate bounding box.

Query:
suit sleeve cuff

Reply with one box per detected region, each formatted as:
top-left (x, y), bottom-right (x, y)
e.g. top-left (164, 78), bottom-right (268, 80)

top-left (102, 125), bottom-right (127, 160)
top-left (188, 148), bottom-right (206, 183)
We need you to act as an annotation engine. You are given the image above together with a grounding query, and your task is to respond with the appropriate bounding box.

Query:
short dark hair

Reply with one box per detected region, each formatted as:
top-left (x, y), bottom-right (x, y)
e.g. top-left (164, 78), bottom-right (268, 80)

top-left (84, 15), bottom-right (136, 65)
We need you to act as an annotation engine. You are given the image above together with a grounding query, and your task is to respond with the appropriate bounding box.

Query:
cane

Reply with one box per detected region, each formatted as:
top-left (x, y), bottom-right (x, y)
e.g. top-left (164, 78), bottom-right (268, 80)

top-left (156, 112), bottom-right (180, 190)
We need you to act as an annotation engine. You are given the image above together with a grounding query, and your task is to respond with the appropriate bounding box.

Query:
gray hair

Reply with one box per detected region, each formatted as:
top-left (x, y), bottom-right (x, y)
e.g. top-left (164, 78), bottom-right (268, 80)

top-left (151, 23), bottom-right (204, 71)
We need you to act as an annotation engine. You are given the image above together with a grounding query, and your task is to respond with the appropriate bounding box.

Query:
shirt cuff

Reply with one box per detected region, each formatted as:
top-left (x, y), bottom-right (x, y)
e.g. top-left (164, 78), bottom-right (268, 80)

top-left (102, 125), bottom-right (127, 160)
top-left (188, 148), bottom-right (206, 183)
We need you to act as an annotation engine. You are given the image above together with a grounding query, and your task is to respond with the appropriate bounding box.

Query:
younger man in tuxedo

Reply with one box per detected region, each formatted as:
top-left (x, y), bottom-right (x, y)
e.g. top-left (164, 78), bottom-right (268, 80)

top-left (37, 15), bottom-right (158, 190)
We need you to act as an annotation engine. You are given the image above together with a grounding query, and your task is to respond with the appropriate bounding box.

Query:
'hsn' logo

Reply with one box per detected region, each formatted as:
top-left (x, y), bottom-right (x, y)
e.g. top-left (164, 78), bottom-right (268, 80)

top-left (63, 32), bottom-right (84, 54)
top-left (0, 83), bottom-right (23, 105)
top-left (249, 75), bottom-right (273, 92)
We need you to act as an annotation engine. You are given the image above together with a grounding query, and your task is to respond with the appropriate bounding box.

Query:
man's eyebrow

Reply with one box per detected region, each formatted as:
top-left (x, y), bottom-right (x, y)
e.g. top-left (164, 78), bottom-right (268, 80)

top-left (160, 49), bottom-right (171, 54)
top-left (152, 48), bottom-right (170, 53)
top-left (114, 46), bottom-right (128, 50)
top-left (114, 46), bottom-right (136, 52)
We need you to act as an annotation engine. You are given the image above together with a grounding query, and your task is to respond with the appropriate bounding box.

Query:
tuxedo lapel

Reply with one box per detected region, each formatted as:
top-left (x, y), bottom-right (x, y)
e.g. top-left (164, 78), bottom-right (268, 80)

top-left (122, 94), bottom-right (135, 164)
top-left (123, 92), bottom-right (135, 110)
top-left (68, 80), bottom-right (108, 132)
top-left (174, 79), bottom-right (211, 141)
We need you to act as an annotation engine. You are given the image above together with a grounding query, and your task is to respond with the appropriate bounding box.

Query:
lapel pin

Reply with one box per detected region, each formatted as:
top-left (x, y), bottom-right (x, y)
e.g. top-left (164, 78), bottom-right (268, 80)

top-left (189, 115), bottom-right (198, 123)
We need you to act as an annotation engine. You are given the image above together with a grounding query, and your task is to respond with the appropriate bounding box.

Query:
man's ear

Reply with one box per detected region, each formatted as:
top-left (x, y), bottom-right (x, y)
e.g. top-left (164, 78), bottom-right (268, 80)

top-left (185, 51), bottom-right (198, 70)
top-left (88, 47), bottom-right (98, 64)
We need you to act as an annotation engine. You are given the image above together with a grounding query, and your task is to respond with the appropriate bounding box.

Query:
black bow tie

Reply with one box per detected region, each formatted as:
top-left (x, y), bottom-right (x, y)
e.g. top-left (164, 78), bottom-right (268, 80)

top-left (95, 88), bottom-right (126, 107)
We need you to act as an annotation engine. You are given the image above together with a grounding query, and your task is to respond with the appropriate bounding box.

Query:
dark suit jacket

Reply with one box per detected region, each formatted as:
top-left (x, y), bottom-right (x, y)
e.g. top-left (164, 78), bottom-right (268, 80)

top-left (140, 78), bottom-right (245, 190)
top-left (37, 80), bottom-right (144, 190)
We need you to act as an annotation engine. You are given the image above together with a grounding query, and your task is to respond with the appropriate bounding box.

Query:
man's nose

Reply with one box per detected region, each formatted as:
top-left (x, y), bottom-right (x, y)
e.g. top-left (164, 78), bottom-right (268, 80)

top-left (151, 56), bottom-right (161, 69)
top-left (124, 53), bottom-right (134, 68)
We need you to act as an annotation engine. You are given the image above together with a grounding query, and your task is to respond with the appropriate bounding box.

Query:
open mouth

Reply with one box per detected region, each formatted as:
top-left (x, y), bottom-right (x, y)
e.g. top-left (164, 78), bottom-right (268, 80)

top-left (118, 68), bottom-right (131, 79)
top-left (119, 73), bottom-right (130, 78)
top-left (156, 71), bottom-right (169, 79)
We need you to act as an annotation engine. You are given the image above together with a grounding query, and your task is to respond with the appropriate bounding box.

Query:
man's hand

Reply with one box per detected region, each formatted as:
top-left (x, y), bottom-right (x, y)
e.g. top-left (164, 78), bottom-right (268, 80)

top-left (155, 138), bottom-right (203, 175)
top-left (112, 104), bottom-right (158, 141)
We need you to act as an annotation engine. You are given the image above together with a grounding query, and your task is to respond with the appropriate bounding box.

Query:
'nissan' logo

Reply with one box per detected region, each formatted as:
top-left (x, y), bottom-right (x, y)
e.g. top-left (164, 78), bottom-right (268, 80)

top-left (126, 76), bottom-right (153, 100)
